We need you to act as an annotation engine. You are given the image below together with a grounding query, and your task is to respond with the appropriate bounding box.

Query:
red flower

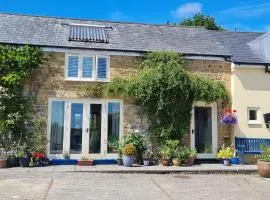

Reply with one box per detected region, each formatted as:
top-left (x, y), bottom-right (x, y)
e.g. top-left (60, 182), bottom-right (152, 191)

top-left (225, 109), bottom-right (231, 113)
top-left (37, 153), bottom-right (45, 158)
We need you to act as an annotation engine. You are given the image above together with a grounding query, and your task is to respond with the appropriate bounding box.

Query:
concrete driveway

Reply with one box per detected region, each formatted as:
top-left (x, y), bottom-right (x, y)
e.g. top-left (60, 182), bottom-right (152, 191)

top-left (0, 170), bottom-right (269, 200)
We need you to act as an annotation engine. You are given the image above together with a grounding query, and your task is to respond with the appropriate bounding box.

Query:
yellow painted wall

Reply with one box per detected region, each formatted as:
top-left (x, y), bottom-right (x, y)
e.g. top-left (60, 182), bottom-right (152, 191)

top-left (232, 64), bottom-right (270, 138)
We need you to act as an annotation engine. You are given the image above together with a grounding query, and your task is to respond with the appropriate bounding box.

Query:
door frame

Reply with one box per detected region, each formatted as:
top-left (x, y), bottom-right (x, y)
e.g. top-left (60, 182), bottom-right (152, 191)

top-left (47, 98), bottom-right (123, 159)
top-left (190, 102), bottom-right (218, 159)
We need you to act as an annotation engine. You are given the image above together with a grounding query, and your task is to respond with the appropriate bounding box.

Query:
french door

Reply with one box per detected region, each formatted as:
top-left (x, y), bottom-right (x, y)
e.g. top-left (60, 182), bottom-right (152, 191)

top-left (48, 99), bottom-right (122, 159)
top-left (190, 102), bottom-right (217, 158)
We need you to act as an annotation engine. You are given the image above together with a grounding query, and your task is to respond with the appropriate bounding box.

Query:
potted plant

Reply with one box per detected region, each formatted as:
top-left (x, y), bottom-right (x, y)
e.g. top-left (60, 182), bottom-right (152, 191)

top-left (109, 140), bottom-right (123, 166)
top-left (63, 151), bottom-right (71, 160)
top-left (258, 144), bottom-right (270, 178)
top-left (122, 144), bottom-right (136, 167)
top-left (31, 152), bottom-right (49, 167)
top-left (159, 140), bottom-right (179, 166)
top-left (78, 156), bottom-right (94, 166)
top-left (7, 154), bottom-right (18, 167)
top-left (142, 150), bottom-right (152, 166)
top-left (217, 147), bottom-right (233, 166)
top-left (0, 152), bottom-right (7, 168)
top-left (17, 150), bottom-right (30, 167)
top-left (230, 149), bottom-right (239, 165)
top-left (186, 148), bottom-right (197, 166)
top-left (172, 148), bottom-right (183, 166)
top-left (121, 132), bottom-right (147, 164)
top-left (220, 109), bottom-right (237, 125)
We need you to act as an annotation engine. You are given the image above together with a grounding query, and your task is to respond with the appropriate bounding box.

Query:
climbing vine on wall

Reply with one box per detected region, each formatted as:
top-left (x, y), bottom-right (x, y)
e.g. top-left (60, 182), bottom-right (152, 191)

top-left (0, 45), bottom-right (44, 152)
top-left (78, 51), bottom-right (230, 144)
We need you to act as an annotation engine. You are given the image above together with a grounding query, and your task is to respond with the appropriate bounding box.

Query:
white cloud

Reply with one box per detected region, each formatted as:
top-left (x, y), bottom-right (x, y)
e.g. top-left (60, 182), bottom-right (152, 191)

top-left (171, 2), bottom-right (202, 19)
top-left (109, 11), bottom-right (131, 21)
top-left (218, 3), bottom-right (270, 18)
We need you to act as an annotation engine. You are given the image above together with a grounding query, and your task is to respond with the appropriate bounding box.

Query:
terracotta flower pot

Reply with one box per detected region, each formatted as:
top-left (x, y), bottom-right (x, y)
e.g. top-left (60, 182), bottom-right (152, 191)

top-left (161, 159), bottom-right (171, 166)
top-left (77, 160), bottom-right (94, 166)
top-left (257, 160), bottom-right (270, 178)
top-left (0, 159), bottom-right (7, 168)
top-left (172, 159), bottom-right (181, 166)
top-left (186, 156), bottom-right (195, 166)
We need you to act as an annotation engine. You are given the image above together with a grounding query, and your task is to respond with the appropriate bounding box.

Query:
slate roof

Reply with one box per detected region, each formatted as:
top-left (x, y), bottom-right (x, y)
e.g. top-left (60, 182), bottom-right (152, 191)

top-left (0, 13), bottom-right (269, 64)
top-left (211, 31), bottom-right (270, 64)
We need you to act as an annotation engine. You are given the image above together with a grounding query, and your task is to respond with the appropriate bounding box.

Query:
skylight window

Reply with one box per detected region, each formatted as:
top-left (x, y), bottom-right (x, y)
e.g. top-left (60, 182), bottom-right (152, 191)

top-left (68, 24), bottom-right (110, 43)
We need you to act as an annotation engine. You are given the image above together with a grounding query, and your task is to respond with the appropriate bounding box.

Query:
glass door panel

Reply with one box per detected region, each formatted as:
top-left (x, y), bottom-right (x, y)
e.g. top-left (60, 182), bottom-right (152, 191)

top-left (195, 107), bottom-right (212, 154)
top-left (89, 104), bottom-right (102, 153)
top-left (107, 102), bottom-right (120, 153)
top-left (50, 101), bottom-right (65, 154)
top-left (70, 103), bottom-right (83, 154)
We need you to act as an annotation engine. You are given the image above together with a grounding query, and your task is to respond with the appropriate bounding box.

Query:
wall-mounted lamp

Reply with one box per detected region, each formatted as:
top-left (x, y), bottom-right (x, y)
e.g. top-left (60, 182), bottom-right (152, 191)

top-left (263, 113), bottom-right (270, 128)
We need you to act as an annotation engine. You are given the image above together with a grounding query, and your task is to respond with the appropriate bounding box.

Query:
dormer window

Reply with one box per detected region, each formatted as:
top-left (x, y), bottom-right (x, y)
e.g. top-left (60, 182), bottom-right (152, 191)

top-left (65, 54), bottom-right (110, 82)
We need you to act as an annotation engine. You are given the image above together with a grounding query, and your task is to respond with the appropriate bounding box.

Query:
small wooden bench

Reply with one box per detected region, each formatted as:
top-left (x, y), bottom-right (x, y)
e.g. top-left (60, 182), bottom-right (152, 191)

top-left (235, 137), bottom-right (270, 163)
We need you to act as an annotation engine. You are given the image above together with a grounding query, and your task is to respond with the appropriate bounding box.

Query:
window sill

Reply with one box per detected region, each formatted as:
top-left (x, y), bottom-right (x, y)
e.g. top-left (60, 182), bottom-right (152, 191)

top-left (248, 121), bottom-right (261, 125)
top-left (65, 78), bottom-right (110, 83)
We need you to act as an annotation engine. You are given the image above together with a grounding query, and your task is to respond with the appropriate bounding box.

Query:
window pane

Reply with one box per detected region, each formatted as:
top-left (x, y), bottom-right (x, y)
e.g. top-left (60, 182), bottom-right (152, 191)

top-left (195, 107), bottom-right (212, 153)
top-left (89, 104), bottom-right (102, 153)
top-left (97, 57), bottom-right (107, 79)
top-left (68, 56), bottom-right (79, 77)
top-left (82, 57), bottom-right (93, 78)
top-left (50, 101), bottom-right (65, 154)
top-left (107, 102), bottom-right (120, 153)
top-left (249, 110), bottom-right (257, 121)
top-left (70, 103), bottom-right (83, 154)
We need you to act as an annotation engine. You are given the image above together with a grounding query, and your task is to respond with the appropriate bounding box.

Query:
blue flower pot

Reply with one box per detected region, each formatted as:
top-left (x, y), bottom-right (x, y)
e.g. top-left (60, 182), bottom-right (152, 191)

top-left (122, 156), bottom-right (135, 167)
top-left (231, 157), bottom-right (239, 165)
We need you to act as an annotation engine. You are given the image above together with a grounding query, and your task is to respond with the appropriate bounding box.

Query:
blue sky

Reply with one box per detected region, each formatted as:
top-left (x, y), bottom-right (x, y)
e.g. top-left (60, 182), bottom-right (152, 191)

top-left (1, 0), bottom-right (270, 32)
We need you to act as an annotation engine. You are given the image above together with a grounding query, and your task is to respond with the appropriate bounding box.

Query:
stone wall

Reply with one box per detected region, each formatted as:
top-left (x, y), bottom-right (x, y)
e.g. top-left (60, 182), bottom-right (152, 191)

top-left (25, 52), bottom-right (232, 149)
top-left (183, 59), bottom-right (232, 149)
top-left (24, 52), bottom-right (146, 135)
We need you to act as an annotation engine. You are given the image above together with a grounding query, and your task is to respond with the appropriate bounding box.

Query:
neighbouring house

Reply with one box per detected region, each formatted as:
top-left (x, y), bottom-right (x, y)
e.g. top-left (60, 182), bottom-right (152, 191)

top-left (0, 13), bottom-right (269, 160)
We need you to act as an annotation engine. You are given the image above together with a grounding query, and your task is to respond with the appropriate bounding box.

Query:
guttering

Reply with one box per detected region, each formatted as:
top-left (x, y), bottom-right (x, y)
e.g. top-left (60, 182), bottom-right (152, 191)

top-left (233, 61), bottom-right (270, 73)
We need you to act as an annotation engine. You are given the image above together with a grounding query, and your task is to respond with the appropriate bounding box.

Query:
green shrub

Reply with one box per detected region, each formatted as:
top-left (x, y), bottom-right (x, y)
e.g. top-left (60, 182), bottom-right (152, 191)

top-left (159, 140), bottom-right (179, 159)
top-left (260, 144), bottom-right (270, 162)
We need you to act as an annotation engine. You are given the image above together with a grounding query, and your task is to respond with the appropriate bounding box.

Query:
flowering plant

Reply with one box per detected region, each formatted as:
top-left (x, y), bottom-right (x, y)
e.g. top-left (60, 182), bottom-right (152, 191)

top-left (32, 152), bottom-right (45, 159)
top-left (220, 109), bottom-right (237, 125)
top-left (217, 147), bottom-right (234, 159)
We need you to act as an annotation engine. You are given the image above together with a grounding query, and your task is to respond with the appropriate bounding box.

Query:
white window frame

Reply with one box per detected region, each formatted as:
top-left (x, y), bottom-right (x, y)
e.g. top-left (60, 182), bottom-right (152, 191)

top-left (65, 53), bottom-right (110, 82)
top-left (247, 107), bottom-right (261, 125)
top-left (47, 98), bottom-right (123, 159)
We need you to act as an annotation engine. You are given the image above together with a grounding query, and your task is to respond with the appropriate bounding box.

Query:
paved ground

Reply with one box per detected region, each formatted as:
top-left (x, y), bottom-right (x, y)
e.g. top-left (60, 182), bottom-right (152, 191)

top-left (0, 170), bottom-right (269, 200)
top-left (0, 164), bottom-right (258, 174)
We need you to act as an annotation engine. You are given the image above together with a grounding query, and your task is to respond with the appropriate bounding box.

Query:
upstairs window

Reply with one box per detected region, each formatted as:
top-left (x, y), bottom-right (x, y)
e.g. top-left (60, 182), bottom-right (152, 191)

top-left (65, 54), bottom-right (109, 81)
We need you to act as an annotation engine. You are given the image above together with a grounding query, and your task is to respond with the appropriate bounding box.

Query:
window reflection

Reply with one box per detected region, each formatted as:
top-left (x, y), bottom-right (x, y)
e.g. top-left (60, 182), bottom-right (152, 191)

top-left (70, 103), bottom-right (83, 154)
top-left (50, 101), bottom-right (65, 154)
top-left (107, 102), bottom-right (120, 153)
